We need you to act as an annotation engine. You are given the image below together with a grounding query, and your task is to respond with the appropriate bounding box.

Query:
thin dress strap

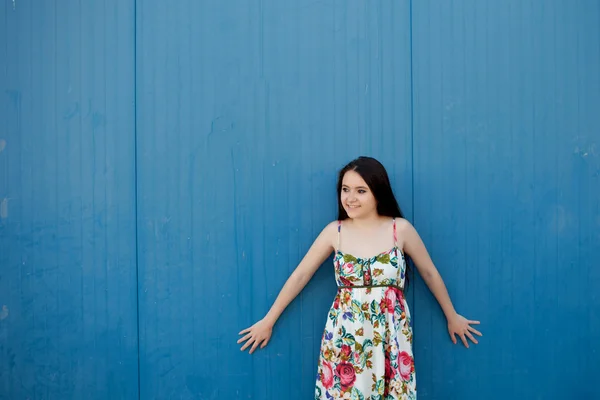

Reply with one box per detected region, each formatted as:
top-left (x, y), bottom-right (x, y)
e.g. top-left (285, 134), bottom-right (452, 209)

top-left (393, 218), bottom-right (397, 247)
top-left (337, 220), bottom-right (342, 250)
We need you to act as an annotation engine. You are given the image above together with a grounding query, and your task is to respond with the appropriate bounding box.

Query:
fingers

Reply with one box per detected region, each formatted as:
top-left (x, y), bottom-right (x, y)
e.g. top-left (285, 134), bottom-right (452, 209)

top-left (466, 331), bottom-right (478, 345)
top-left (239, 329), bottom-right (270, 353)
top-left (468, 326), bottom-right (483, 337)
top-left (460, 333), bottom-right (469, 348)
top-left (451, 328), bottom-right (481, 348)
top-left (449, 331), bottom-right (457, 344)
top-left (249, 338), bottom-right (263, 354)
top-left (238, 327), bottom-right (252, 335)
top-left (449, 317), bottom-right (482, 348)
top-left (240, 337), bottom-right (255, 351)
top-left (237, 333), bottom-right (252, 344)
top-left (260, 337), bottom-right (270, 349)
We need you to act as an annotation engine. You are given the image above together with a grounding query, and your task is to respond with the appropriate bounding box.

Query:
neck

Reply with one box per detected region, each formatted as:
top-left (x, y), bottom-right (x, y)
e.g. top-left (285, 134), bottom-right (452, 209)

top-left (349, 214), bottom-right (388, 230)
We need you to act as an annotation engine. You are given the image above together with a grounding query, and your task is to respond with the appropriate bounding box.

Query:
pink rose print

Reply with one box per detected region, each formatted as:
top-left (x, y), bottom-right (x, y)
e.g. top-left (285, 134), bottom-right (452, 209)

top-left (380, 297), bottom-right (393, 314)
top-left (321, 362), bottom-right (334, 389)
top-left (335, 362), bottom-right (356, 388)
top-left (341, 344), bottom-right (352, 358)
top-left (398, 351), bottom-right (414, 381)
top-left (340, 276), bottom-right (354, 287)
top-left (382, 287), bottom-right (404, 314)
top-left (343, 263), bottom-right (355, 274)
top-left (385, 287), bottom-right (398, 305)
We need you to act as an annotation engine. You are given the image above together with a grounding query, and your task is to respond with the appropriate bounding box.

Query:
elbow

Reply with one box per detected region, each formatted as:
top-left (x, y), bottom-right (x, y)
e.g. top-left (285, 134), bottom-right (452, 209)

top-left (420, 268), bottom-right (438, 283)
top-left (291, 270), bottom-right (310, 286)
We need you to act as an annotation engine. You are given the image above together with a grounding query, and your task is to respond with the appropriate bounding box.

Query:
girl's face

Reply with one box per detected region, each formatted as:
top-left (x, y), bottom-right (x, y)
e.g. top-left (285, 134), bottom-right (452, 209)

top-left (340, 170), bottom-right (378, 219)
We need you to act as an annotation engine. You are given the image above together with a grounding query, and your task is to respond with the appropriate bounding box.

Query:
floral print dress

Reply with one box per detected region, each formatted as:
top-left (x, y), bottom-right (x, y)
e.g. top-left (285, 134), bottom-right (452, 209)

top-left (314, 219), bottom-right (416, 400)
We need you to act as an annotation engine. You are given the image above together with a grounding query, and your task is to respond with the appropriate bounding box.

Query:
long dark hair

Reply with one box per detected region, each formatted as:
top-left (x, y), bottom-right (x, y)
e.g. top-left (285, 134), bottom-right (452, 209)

top-left (336, 156), bottom-right (413, 286)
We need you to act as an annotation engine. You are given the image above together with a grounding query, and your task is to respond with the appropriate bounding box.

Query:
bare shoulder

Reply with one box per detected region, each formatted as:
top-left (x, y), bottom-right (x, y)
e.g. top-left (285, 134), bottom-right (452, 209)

top-left (395, 218), bottom-right (421, 244)
top-left (321, 220), bottom-right (339, 243)
top-left (324, 220), bottom-right (340, 231)
top-left (395, 217), bottom-right (415, 232)
top-left (308, 220), bottom-right (339, 254)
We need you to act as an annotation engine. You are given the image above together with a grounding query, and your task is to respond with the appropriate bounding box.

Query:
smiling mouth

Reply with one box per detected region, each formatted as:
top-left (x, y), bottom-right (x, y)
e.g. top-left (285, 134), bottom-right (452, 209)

top-left (346, 205), bottom-right (360, 208)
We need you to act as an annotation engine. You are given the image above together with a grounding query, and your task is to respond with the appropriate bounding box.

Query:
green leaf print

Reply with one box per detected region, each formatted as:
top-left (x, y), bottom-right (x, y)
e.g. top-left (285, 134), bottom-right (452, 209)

top-left (370, 300), bottom-right (379, 316)
top-left (362, 338), bottom-right (373, 350)
top-left (343, 254), bottom-right (357, 263)
top-left (351, 387), bottom-right (365, 400)
top-left (335, 326), bottom-right (346, 347)
top-left (369, 300), bottom-right (383, 325)
top-left (330, 312), bottom-right (339, 326)
top-left (358, 350), bottom-right (369, 368)
top-left (328, 308), bottom-right (339, 324)
top-left (343, 332), bottom-right (356, 346)
top-left (375, 378), bottom-right (385, 395)
top-left (351, 300), bottom-right (364, 323)
top-left (376, 253), bottom-right (390, 264)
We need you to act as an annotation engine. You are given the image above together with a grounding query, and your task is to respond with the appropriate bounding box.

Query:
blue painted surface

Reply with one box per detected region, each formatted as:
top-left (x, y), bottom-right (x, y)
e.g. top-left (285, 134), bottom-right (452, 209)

top-left (1, 1), bottom-right (599, 399)
top-left (411, 2), bottom-right (600, 398)
top-left (0, 1), bottom-right (139, 399)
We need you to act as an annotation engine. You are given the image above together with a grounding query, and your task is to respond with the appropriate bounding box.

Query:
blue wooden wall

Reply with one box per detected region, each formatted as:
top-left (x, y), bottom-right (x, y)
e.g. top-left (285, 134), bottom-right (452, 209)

top-left (0, 1), bottom-right (139, 399)
top-left (411, 2), bottom-right (600, 398)
top-left (1, 1), bottom-right (599, 399)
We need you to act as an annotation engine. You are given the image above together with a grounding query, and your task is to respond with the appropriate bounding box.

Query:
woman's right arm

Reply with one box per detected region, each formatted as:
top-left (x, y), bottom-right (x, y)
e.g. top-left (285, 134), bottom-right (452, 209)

top-left (237, 221), bottom-right (337, 354)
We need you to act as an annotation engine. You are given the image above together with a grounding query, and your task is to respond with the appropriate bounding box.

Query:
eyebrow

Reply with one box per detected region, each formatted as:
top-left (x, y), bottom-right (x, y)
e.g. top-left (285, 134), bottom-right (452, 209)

top-left (342, 185), bottom-right (369, 189)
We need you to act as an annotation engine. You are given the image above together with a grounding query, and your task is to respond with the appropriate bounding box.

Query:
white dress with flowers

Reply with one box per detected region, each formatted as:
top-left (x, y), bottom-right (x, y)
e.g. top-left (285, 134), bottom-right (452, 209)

top-left (314, 219), bottom-right (416, 400)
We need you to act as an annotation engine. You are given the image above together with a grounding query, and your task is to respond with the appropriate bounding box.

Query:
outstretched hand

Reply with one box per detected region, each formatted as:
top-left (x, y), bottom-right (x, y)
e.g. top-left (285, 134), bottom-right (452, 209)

top-left (237, 319), bottom-right (273, 354)
top-left (447, 313), bottom-right (482, 348)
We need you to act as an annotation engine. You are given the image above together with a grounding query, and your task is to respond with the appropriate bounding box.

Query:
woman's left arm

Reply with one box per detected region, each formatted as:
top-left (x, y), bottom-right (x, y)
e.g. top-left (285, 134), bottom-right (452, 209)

top-left (400, 219), bottom-right (482, 348)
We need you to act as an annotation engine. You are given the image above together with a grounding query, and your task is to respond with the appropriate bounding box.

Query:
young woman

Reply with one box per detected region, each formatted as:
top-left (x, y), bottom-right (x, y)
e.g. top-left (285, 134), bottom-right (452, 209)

top-left (238, 156), bottom-right (482, 399)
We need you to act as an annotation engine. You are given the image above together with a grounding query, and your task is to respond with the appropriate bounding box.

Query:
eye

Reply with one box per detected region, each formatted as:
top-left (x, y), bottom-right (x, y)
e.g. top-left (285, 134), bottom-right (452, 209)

top-left (358, 189), bottom-right (367, 194)
top-left (342, 187), bottom-right (349, 192)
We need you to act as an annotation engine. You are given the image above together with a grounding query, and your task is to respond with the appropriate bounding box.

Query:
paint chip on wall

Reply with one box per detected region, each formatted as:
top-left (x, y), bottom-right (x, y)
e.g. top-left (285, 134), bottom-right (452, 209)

top-left (0, 305), bottom-right (8, 320)
top-left (0, 198), bottom-right (8, 218)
